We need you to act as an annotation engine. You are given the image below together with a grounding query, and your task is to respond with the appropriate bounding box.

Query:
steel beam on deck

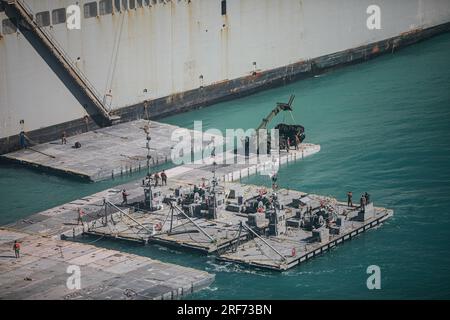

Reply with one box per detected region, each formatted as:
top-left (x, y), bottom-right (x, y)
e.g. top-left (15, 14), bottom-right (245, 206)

top-left (105, 201), bottom-right (153, 234)
top-left (242, 223), bottom-right (287, 263)
top-left (168, 203), bottom-right (216, 243)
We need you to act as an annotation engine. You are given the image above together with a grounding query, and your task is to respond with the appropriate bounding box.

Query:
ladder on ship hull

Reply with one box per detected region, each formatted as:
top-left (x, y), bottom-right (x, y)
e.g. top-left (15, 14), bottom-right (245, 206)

top-left (2, 0), bottom-right (120, 127)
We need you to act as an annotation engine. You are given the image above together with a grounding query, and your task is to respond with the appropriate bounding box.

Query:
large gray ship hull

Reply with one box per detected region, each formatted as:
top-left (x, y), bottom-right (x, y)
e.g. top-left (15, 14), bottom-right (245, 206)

top-left (1, 0), bottom-right (450, 154)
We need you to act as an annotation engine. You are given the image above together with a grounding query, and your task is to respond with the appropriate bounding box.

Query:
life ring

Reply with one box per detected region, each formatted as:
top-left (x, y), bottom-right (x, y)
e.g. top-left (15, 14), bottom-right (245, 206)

top-left (155, 222), bottom-right (162, 231)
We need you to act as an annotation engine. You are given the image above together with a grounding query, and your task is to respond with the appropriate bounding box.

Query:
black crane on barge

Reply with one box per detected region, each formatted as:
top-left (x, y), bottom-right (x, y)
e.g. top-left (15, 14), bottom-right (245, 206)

top-left (237, 95), bottom-right (305, 156)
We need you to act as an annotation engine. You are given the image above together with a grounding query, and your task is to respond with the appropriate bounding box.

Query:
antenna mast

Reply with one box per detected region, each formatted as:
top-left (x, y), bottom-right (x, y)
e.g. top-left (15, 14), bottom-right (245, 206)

top-left (143, 124), bottom-right (155, 211)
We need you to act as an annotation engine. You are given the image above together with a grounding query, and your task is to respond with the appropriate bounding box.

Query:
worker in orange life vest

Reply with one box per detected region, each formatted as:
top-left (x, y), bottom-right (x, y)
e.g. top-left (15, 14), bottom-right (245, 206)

top-left (13, 240), bottom-right (21, 259)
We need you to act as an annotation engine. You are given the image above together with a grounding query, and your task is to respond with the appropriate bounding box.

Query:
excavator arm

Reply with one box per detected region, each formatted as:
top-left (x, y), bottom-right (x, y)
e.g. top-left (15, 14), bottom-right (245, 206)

top-left (256, 95), bottom-right (295, 131)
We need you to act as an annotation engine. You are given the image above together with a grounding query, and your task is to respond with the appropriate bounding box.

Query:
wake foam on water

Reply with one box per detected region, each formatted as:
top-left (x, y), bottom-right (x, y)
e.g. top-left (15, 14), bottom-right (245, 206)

top-left (205, 260), bottom-right (275, 277)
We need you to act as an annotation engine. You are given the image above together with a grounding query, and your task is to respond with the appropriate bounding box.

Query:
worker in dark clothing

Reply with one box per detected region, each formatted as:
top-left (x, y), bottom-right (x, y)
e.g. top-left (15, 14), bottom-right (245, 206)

top-left (154, 172), bottom-right (160, 187)
top-left (143, 174), bottom-right (151, 186)
top-left (295, 134), bottom-right (301, 150)
top-left (286, 137), bottom-right (290, 153)
top-left (347, 191), bottom-right (353, 207)
top-left (77, 208), bottom-right (85, 225)
top-left (61, 131), bottom-right (67, 145)
top-left (271, 173), bottom-right (278, 190)
top-left (121, 189), bottom-right (129, 205)
top-left (19, 131), bottom-right (27, 149)
top-left (364, 192), bottom-right (371, 204)
top-left (161, 170), bottom-right (167, 186)
top-left (13, 240), bottom-right (20, 259)
top-left (83, 115), bottom-right (90, 132)
top-left (360, 194), bottom-right (366, 212)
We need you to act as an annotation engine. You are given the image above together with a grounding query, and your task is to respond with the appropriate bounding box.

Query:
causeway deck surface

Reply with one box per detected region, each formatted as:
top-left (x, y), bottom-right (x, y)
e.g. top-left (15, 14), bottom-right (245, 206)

top-left (0, 229), bottom-right (214, 300)
top-left (1, 120), bottom-right (217, 181)
top-left (87, 201), bottom-right (249, 253)
top-left (80, 147), bottom-right (320, 254)
top-left (84, 181), bottom-right (393, 271)
top-left (217, 187), bottom-right (393, 270)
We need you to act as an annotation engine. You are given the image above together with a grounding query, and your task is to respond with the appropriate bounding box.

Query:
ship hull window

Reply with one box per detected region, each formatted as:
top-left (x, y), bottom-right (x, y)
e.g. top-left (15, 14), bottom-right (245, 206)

top-left (114, 0), bottom-right (121, 12)
top-left (84, 2), bottom-right (98, 18)
top-left (122, 0), bottom-right (128, 11)
top-left (52, 8), bottom-right (66, 25)
top-left (221, 0), bottom-right (227, 15)
top-left (100, 0), bottom-right (113, 15)
top-left (130, 0), bottom-right (136, 10)
top-left (36, 11), bottom-right (51, 27)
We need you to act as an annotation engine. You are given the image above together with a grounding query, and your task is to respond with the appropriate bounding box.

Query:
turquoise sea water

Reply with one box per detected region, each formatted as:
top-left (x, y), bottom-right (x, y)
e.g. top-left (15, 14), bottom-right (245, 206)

top-left (1, 33), bottom-right (450, 299)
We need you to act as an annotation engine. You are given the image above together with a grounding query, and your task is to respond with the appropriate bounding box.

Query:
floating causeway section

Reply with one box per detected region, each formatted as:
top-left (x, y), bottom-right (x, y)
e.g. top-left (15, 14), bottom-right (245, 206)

top-left (1, 120), bottom-right (217, 182)
top-left (219, 208), bottom-right (392, 271)
top-left (0, 229), bottom-right (214, 300)
top-left (84, 182), bottom-right (392, 271)
top-left (217, 186), bottom-right (393, 271)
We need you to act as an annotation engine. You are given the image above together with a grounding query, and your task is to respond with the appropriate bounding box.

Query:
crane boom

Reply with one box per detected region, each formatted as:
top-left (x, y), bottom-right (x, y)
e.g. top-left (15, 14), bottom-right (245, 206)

top-left (236, 94), bottom-right (303, 157)
top-left (256, 95), bottom-right (295, 131)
